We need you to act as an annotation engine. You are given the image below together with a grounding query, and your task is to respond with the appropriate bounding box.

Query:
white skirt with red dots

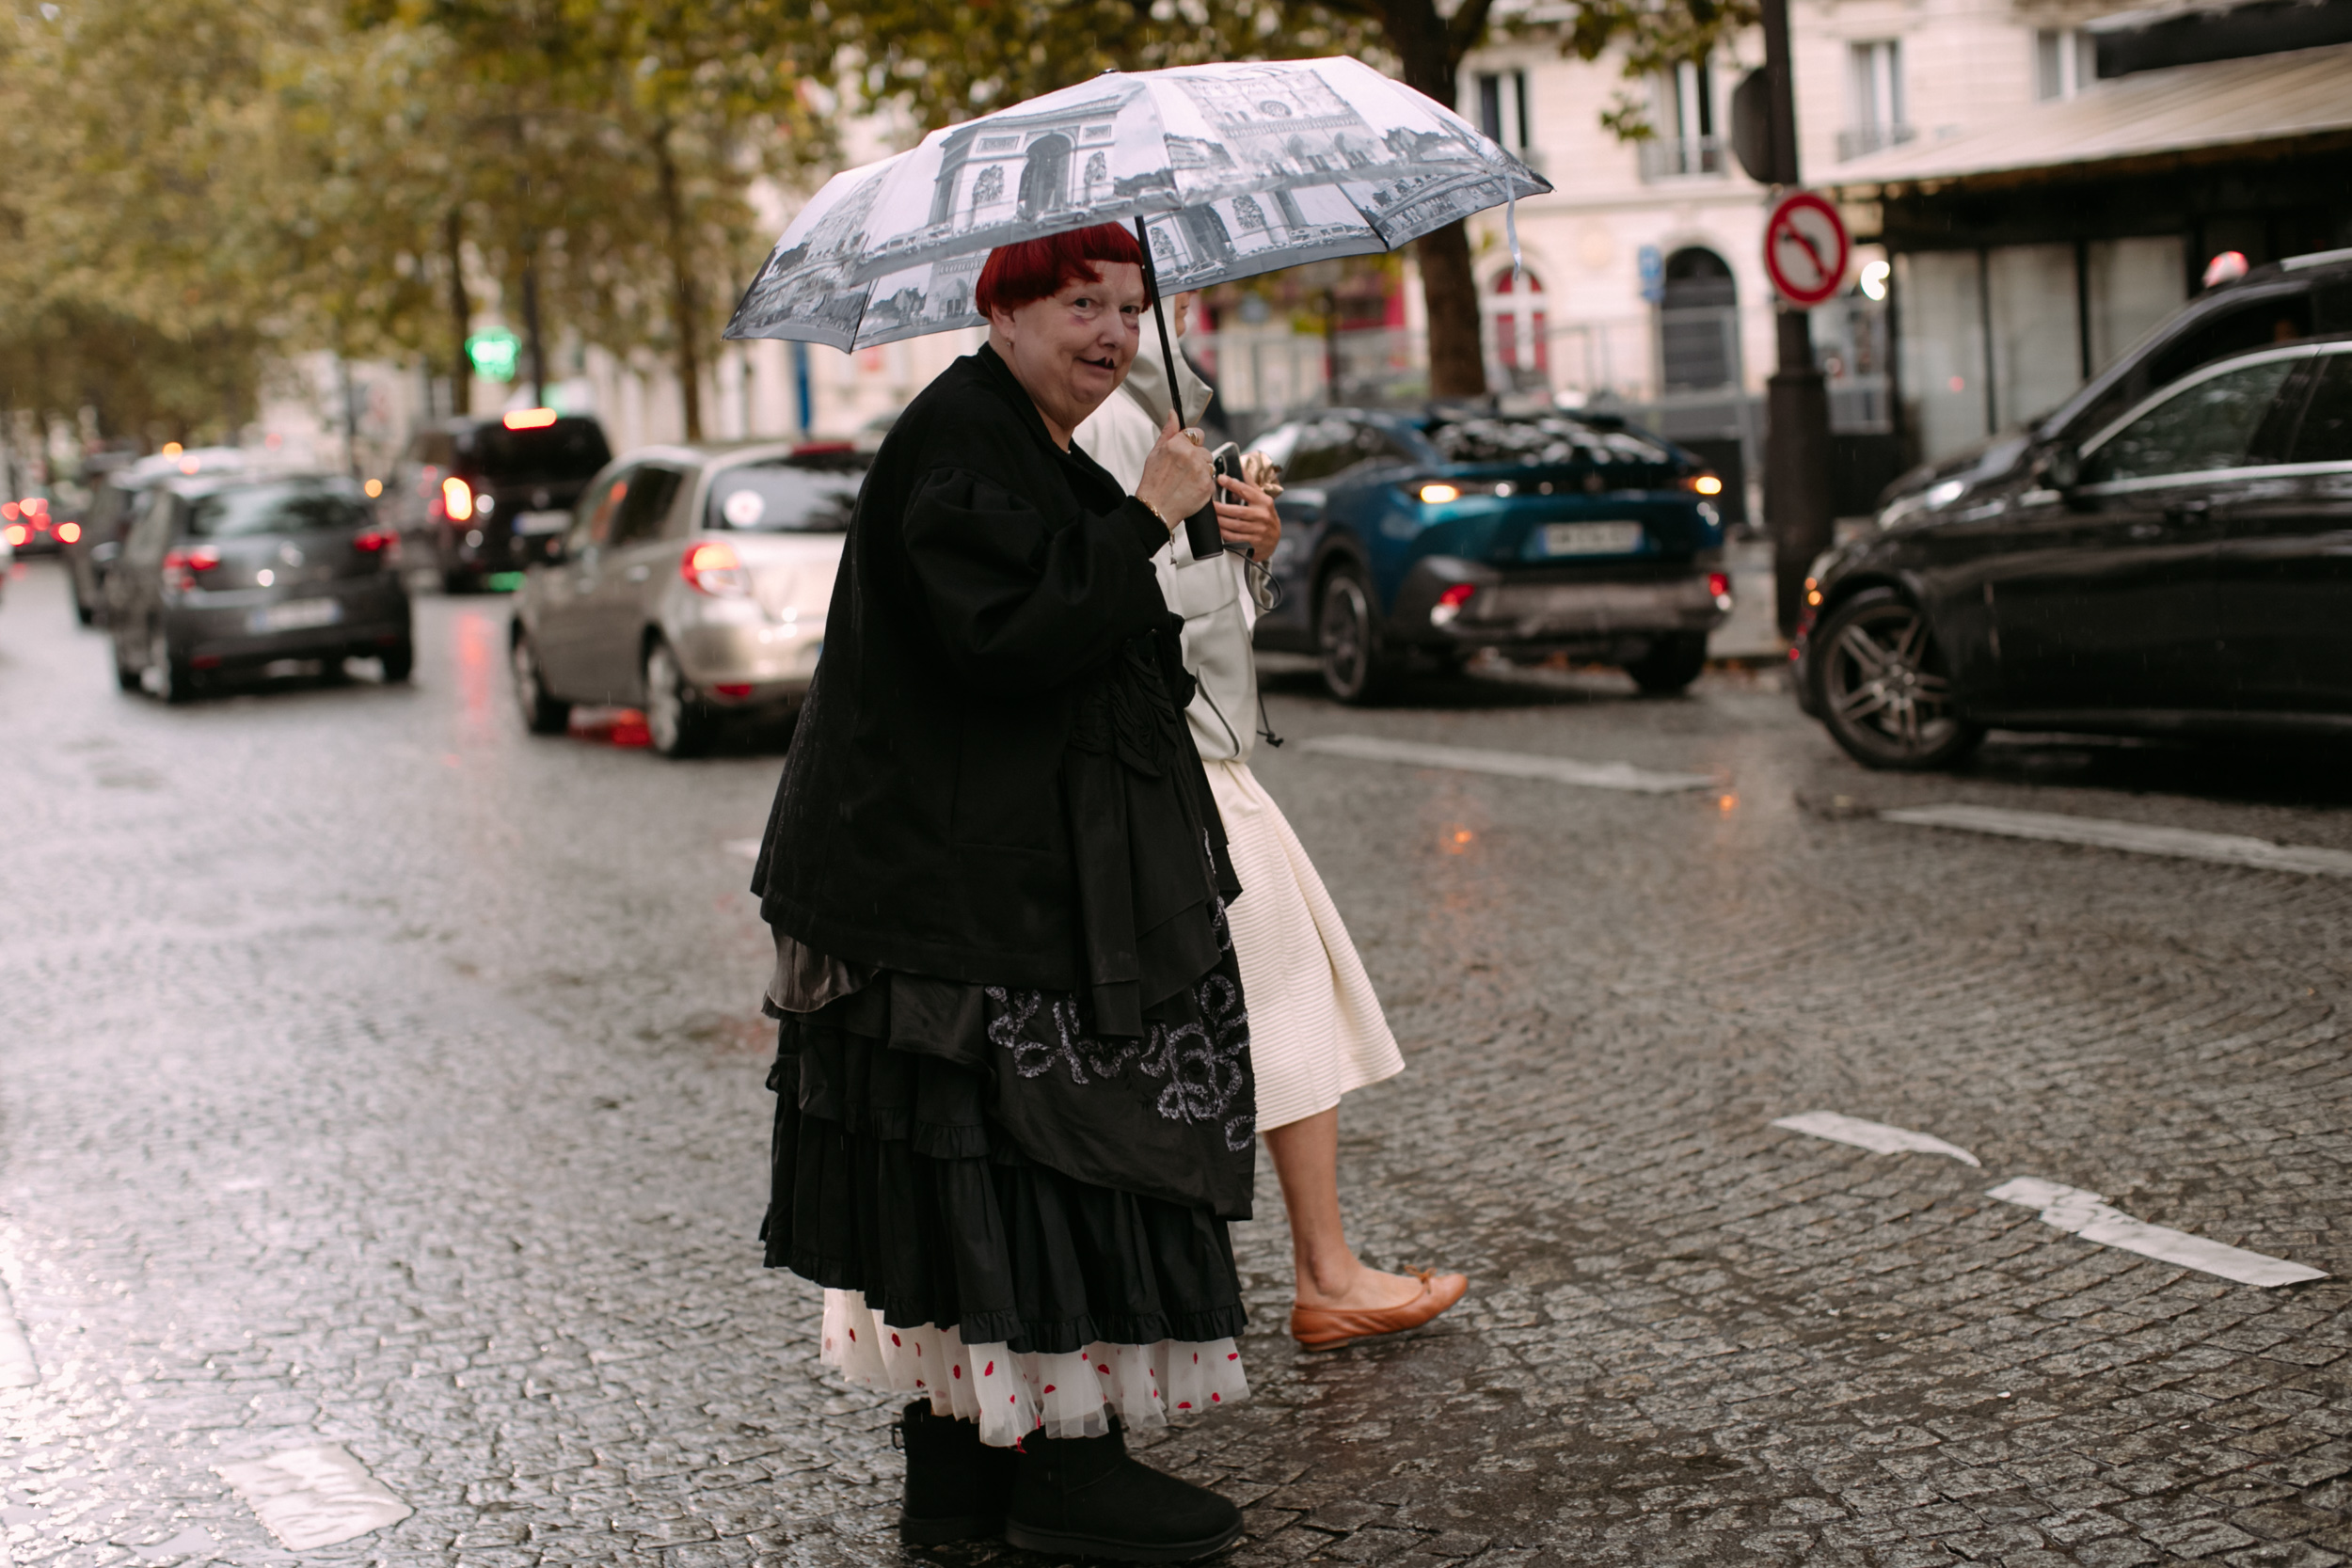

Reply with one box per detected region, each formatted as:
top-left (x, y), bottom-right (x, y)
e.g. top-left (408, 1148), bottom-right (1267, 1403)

top-left (820, 1288), bottom-right (1249, 1449)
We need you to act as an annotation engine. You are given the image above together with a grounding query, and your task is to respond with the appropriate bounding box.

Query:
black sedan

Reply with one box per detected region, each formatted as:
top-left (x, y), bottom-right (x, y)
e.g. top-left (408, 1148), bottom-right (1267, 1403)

top-left (106, 472), bottom-right (412, 702)
top-left (1247, 407), bottom-right (1731, 702)
top-left (1795, 336), bottom-right (2352, 768)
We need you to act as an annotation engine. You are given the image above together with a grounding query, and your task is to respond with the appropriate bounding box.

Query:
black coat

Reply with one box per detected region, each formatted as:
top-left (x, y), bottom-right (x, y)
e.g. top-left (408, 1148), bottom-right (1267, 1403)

top-left (753, 344), bottom-right (1232, 1013)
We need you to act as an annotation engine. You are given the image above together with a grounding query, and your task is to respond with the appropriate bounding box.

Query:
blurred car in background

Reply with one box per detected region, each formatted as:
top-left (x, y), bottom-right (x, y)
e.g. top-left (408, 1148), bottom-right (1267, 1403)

top-left (1871, 246), bottom-right (2352, 536)
top-left (0, 516), bottom-right (14, 602)
top-left (1246, 406), bottom-right (1731, 702)
top-left (4, 493), bottom-right (65, 557)
top-left (66, 448), bottom-right (257, 625)
top-left (105, 471), bottom-right (412, 703)
top-left (387, 410), bottom-right (612, 592)
top-left (510, 440), bottom-right (865, 756)
top-left (1795, 335), bottom-right (2352, 768)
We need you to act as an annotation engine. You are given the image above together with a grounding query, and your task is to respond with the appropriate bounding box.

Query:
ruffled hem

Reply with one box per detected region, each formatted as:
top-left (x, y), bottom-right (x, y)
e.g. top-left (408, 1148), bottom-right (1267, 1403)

top-left (822, 1289), bottom-right (1248, 1449)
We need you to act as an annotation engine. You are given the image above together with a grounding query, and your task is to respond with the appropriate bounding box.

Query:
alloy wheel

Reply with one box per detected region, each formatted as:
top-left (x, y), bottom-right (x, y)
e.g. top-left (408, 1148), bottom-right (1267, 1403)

top-left (1318, 574), bottom-right (1371, 699)
top-left (1817, 594), bottom-right (1979, 768)
top-left (512, 633), bottom-right (570, 735)
top-left (644, 641), bottom-right (707, 757)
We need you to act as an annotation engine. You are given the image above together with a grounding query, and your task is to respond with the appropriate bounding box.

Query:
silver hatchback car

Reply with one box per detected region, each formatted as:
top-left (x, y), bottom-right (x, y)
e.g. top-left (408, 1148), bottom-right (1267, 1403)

top-left (508, 440), bottom-right (866, 755)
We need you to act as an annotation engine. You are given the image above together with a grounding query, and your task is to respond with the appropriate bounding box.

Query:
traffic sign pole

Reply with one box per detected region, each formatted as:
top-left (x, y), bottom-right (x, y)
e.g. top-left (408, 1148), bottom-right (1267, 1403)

top-left (1759, 0), bottom-right (1837, 643)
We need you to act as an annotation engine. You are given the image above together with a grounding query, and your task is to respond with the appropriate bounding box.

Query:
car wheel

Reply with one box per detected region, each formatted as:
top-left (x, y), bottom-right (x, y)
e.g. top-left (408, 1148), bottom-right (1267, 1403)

top-left (1316, 561), bottom-right (1406, 705)
top-left (1811, 588), bottom-right (1984, 770)
top-left (378, 641), bottom-right (414, 684)
top-left (1625, 631), bottom-right (1708, 696)
top-left (511, 630), bottom-right (571, 735)
top-left (644, 638), bottom-right (712, 758)
top-left (149, 627), bottom-right (196, 705)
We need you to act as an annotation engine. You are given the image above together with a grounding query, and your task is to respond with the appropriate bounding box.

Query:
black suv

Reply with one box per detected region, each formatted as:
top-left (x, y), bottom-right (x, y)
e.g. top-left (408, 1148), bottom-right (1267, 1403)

top-left (1796, 334), bottom-right (2352, 767)
top-left (1871, 247), bottom-right (2352, 532)
top-left (389, 412), bottom-right (612, 591)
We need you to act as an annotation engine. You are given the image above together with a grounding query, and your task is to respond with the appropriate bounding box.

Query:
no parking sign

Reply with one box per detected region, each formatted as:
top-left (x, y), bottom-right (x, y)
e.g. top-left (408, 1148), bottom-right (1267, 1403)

top-left (1762, 191), bottom-right (1851, 309)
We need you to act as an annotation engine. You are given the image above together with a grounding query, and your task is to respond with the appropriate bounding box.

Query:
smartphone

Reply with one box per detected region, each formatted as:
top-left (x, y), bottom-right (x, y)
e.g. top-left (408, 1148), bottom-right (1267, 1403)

top-left (1184, 443), bottom-right (1247, 560)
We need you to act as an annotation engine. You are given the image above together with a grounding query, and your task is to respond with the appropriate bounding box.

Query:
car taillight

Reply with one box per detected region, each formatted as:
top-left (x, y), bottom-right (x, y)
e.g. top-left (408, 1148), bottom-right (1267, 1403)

top-left (1681, 473), bottom-right (1724, 496)
top-left (681, 540), bottom-right (750, 596)
top-left (354, 530), bottom-right (400, 560)
top-left (163, 545), bottom-right (222, 591)
top-left (1429, 581), bottom-right (1477, 626)
top-left (58, 521), bottom-right (82, 544)
top-left (0, 501), bottom-right (18, 521)
top-left (3, 523), bottom-right (24, 547)
top-left (442, 476), bottom-right (474, 522)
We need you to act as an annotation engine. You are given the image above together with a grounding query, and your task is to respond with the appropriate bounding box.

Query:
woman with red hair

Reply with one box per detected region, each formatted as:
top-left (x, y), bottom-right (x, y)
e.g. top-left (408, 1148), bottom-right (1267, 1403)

top-left (752, 222), bottom-right (1251, 1560)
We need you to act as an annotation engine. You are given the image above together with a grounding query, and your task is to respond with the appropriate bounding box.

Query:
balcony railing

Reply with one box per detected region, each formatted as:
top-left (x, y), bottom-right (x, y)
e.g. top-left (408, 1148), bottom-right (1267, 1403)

top-left (1836, 123), bottom-right (1918, 162)
top-left (1638, 135), bottom-right (1727, 182)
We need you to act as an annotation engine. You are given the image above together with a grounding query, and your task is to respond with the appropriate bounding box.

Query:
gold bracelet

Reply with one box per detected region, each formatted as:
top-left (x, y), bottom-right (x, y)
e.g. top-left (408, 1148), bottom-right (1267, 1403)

top-left (1138, 496), bottom-right (1176, 534)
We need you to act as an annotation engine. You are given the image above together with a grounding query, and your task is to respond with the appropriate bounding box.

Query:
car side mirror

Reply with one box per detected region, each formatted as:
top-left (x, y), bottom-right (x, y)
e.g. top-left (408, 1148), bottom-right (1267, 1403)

top-left (2042, 446), bottom-right (2081, 492)
top-left (90, 541), bottom-right (121, 566)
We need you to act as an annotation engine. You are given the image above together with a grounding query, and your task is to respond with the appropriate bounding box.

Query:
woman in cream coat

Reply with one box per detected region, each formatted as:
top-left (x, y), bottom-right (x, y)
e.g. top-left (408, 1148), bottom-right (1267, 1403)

top-left (1077, 298), bottom-right (1468, 1349)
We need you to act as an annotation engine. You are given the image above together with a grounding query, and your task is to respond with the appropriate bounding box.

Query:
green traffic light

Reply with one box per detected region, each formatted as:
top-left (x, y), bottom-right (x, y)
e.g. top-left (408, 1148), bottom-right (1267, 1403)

top-left (466, 328), bottom-right (521, 383)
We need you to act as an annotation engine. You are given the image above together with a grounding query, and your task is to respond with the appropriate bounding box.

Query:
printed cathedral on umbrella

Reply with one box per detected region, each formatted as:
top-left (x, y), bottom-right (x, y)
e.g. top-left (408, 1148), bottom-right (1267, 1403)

top-left (723, 57), bottom-right (1549, 354)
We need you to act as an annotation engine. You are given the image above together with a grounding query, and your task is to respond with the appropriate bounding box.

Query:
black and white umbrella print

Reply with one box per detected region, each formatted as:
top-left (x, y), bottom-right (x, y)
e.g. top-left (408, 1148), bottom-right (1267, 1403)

top-left (723, 56), bottom-right (1551, 351)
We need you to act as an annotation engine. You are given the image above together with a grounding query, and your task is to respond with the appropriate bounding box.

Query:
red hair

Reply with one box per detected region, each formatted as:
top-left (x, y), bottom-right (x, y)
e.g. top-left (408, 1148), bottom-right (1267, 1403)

top-left (975, 223), bottom-right (1153, 319)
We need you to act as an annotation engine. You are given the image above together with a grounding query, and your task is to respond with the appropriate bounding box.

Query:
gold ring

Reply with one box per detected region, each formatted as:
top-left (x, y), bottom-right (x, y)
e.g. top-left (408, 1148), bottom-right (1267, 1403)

top-left (1184, 428), bottom-right (1204, 447)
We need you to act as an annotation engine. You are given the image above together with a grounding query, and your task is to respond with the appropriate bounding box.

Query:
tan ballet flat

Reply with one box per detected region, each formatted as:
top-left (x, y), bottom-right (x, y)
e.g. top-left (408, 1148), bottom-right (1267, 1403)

top-left (1289, 1268), bottom-right (1468, 1351)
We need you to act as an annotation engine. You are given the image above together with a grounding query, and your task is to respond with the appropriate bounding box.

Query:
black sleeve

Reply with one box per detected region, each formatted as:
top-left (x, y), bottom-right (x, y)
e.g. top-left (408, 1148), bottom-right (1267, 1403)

top-left (901, 467), bottom-right (1172, 690)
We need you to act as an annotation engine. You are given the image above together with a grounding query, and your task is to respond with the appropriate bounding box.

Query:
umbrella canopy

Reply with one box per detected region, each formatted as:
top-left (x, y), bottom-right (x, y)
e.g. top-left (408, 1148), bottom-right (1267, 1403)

top-left (723, 56), bottom-right (1550, 351)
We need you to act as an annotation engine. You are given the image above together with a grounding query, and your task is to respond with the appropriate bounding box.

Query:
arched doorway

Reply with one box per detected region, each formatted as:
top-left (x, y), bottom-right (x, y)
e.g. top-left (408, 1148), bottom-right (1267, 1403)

top-left (1488, 269), bottom-right (1549, 384)
top-left (1659, 246), bottom-right (1739, 391)
top-left (1017, 135), bottom-right (1072, 219)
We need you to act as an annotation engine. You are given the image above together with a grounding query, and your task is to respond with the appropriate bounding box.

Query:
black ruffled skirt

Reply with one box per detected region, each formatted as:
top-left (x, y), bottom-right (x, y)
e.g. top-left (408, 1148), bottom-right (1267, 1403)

top-left (762, 958), bottom-right (1255, 1356)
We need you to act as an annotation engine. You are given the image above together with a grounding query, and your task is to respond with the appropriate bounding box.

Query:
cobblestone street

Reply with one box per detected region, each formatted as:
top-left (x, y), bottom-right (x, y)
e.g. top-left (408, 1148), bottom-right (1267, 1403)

top-left (4, 559), bottom-right (2348, 1567)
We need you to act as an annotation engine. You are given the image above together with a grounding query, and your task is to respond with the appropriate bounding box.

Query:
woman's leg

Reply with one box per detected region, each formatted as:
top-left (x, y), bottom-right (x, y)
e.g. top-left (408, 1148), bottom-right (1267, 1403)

top-left (1263, 1106), bottom-right (1428, 1310)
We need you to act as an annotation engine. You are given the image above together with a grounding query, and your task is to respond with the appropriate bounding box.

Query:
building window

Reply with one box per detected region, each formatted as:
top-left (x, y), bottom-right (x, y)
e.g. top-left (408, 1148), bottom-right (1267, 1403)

top-left (1658, 247), bottom-right (1740, 393)
top-left (1487, 269), bottom-right (1549, 388)
top-left (1839, 40), bottom-right (1914, 161)
top-left (2034, 28), bottom-right (2098, 100)
top-left (1472, 70), bottom-right (1530, 153)
top-left (1639, 55), bottom-right (1724, 180)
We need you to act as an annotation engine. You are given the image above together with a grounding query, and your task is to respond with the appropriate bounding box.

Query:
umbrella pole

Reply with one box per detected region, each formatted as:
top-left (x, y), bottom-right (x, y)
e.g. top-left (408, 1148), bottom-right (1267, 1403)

top-left (1134, 217), bottom-right (1190, 431)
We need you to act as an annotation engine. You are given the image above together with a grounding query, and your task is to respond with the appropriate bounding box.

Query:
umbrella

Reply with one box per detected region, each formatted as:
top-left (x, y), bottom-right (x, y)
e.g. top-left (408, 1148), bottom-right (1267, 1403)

top-left (722, 55), bottom-right (1550, 360)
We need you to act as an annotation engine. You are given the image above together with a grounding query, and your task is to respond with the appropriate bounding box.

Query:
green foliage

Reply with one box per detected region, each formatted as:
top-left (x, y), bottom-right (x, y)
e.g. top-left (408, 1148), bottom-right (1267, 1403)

top-left (0, 0), bottom-right (829, 442)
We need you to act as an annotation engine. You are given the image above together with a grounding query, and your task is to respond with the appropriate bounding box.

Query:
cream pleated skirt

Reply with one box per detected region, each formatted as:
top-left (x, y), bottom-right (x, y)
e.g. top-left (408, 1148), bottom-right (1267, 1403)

top-left (1206, 758), bottom-right (1405, 1132)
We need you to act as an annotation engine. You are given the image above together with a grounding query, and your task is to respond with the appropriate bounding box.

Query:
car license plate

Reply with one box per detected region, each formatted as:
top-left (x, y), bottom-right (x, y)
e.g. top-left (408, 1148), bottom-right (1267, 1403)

top-left (1543, 521), bottom-right (1645, 556)
top-left (251, 597), bottom-right (342, 633)
top-left (515, 510), bottom-right (570, 535)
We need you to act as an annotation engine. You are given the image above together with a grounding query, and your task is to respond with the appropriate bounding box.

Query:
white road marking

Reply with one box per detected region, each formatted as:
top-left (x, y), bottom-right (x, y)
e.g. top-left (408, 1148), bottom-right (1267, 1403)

top-left (1881, 803), bottom-right (2352, 878)
top-left (1987, 1177), bottom-right (2328, 1288)
top-left (1772, 1111), bottom-right (1981, 1166)
top-left (724, 838), bottom-right (761, 859)
top-left (215, 1446), bottom-right (411, 1550)
top-left (1298, 735), bottom-right (1714, 794)
top-left (0, 1280), bottom-right (35, 1388)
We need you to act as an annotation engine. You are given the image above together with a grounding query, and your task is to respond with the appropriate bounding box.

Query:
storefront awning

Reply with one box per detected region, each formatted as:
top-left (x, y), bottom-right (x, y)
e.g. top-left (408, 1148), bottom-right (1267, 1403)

top-left (1826, 40), bottom-right (2352, 192)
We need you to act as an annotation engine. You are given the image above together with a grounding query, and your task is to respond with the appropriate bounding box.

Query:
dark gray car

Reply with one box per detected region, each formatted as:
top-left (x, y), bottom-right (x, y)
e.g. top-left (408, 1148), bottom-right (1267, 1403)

top-left (105, 472), bottom-right (413, 702)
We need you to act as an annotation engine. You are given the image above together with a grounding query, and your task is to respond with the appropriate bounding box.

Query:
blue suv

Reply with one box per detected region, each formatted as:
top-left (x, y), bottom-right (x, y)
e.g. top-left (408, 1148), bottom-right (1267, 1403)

top-left (1248, 407), bottom-right (1732, 702)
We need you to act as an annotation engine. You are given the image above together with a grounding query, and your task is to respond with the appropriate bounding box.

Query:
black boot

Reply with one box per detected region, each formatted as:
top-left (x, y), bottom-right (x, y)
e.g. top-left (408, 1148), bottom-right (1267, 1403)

top-left (895, 1400), bottom-right (1018, 1545)
top-left (1005, 1424), bottom-right (1244, 1562)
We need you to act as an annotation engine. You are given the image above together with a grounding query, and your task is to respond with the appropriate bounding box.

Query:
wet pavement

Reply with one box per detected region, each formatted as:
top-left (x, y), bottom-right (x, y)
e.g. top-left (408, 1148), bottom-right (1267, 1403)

top-left (3, 557), bottom-right (2348, 1568)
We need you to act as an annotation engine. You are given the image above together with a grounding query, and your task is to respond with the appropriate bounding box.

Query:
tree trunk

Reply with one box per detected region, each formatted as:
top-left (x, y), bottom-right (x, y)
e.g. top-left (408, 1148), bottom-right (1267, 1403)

top-left (653, 124), bottom-right (704, 441)
top-left (1417, 223), bottom-right (1486, 399)
top-left (1385, 0), bottom-right (1488, 399)
top-left (444, 207), bottom-right (472, 417)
